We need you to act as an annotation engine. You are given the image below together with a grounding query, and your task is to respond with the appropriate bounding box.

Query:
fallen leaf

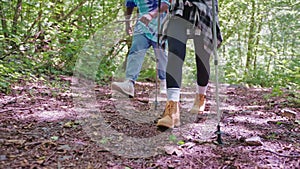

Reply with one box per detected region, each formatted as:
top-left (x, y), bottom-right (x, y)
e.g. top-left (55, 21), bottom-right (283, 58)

top-left (164, 145), bottom-right (184, 156)
top-left (177, 140), bottom-right (185, 146)
top-left (58, 155), bottom-right (72, 161)
top-left (36, 159), bottom-right (45, 164)
top-left (245, 136), bottom-right (263, 146)
top-left (0, 155), bottom-right (7, 161)
top-left (281, 109), bottom-right (297, 119)
top-left (57, 144), bottom-right (71, 151)
top-left (64, 121), bottom-right (74, 128)
top-left (5, 139), bottom-right (26, 145)
top-left (180, 142), bottom-right (196, 149)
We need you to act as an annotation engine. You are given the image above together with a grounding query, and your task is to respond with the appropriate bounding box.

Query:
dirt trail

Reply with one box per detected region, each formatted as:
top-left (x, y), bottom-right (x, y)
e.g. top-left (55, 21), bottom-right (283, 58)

top-left (0, 79), bottom-right (299, 168)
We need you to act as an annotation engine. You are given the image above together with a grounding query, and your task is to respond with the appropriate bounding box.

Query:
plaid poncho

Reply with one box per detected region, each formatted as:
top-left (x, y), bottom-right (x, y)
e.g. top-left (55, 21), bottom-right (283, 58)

top-left (161, 0), bottom-right (222, 53)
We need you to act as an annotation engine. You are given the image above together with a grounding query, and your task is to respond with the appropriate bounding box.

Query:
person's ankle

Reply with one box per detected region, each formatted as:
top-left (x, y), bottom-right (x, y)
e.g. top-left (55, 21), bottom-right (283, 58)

top-left (126, 79), bottom-right (134, 85)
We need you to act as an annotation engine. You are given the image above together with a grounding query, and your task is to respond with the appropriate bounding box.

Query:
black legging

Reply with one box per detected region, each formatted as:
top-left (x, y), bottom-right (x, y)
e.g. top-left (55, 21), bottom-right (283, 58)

top-left (166, 16), bottom-right (211, 88)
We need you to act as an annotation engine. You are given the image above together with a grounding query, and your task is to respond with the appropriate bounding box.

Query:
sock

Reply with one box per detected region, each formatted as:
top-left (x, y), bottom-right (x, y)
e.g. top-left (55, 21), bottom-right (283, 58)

top-left (160, 79), bottom-right (166, 83)
top-left (197, 85), bottom-right (207, 95)
top-left (167, 88), bottom-right (180, 101)
top-left (126, 79), bottom-right (135, 85)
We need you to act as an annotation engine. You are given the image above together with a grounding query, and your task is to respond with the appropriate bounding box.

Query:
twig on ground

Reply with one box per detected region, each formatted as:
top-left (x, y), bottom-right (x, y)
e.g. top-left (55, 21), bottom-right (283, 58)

top-left (0, 109), bottom-right (13, 113)
top-left (253, 148), bottom-right (300, 158)
top-left (0, 107), bottom-right (31, 113)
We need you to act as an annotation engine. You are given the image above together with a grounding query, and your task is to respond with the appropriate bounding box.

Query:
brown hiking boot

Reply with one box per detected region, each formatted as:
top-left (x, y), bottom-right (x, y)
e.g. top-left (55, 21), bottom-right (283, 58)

top-left (157, 101), bottom-right (180, 128)
top-left (190, 94), bottom-right (206, 114)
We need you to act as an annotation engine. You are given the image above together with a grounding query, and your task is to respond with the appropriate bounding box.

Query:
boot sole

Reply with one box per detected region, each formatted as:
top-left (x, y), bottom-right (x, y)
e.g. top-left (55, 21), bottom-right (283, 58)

top-left (111, 83), bottom-right (134, 98)
top-left (157, 121), bottom-right (174, 129)
top-left (190, 109), bottom-right (204, 114)
top-left (157, 120), bottom-right (180, 129)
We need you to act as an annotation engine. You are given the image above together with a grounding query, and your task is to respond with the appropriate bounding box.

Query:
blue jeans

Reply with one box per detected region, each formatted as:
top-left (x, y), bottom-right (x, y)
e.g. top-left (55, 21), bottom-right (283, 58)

top-left (126, 33), bottom-right (167, 82)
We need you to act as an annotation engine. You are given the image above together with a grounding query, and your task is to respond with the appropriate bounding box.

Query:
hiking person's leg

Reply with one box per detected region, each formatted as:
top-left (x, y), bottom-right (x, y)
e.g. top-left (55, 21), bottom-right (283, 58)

top-left (157, 17), bottom-right (188, 128)
top-left (190, 33), bottom-right (212, 113)
top-left (152, 41), bottom-right (168, 94)
top-left (112, 34), bottom-right (151, 97)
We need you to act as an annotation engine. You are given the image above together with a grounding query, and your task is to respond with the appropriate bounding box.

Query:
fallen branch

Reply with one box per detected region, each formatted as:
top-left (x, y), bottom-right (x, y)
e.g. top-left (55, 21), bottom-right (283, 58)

top-left (254, 148), bottom-right (300, 158)
top-left (0, 107), bottom-right (31, 113)
top-left (24, 10), bottom-right (43, 42)
top-left (131, 97), bottom-right (149, 104)
top-left (0, 109), bottom-right (13, 113)
top-left (193, 139), bottom-right (215, 145)
top-left (43, 151), bottom-right (56, 165)
top-left (24, 141), bottom-right (43, 147)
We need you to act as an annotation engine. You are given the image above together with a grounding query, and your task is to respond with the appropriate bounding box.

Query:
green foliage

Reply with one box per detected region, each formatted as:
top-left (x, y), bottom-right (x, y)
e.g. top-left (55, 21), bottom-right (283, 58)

top-left (0, 56), bottom-right (36, 93)
top-left (169, 134), bottom-right (177, 143)
top-left (220, 0), bottom-right (299, 92)
top-left (0, 0), bottom-right (299, 95)
top-left (0, 0), bottom-right (123, 92)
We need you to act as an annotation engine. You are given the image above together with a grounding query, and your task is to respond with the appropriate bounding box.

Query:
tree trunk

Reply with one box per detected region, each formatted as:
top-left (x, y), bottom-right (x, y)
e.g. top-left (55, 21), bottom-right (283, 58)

top-left (267, 23), bottom-right (273, 74)
top-left (253, 10), bottom-right (263, 71)
top-left (245, 0), bottom-right (256, 75)
top-left (0, 3), bottom-right (9, 39)
top-left (12, 0), bottom-right (23, 36)
top-left (237, 31), bottom-right (242, 67)
top-left (281, 23), bottom-right (286, 58)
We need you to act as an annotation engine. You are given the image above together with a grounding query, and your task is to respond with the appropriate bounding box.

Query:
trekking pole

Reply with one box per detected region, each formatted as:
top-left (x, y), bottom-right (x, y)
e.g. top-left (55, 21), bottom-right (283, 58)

top-left (212, 0), bottom-right (223, 144)
top-left (154, 0), bottom-right (162, 110)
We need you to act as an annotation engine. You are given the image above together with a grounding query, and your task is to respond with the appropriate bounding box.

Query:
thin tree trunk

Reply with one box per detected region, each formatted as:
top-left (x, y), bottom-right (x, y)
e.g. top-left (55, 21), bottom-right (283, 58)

top-left (58, 0), bottom-right (88, 22)
top-left (222, 44), bottom-right (226, 61)
top-left (267, 23), bottom-right (273, 74)
top-left (11, 0), bottom-right (22, 36)
top-left (0, 3), bottom-right (9, 39)
top-left (281, 23), bottom-right (286, 58)
top-left (237, 31), bottom-right (242, 67)
top-left (253, 10), bottom-right (263, 71)
top-left (24, 10), bottom-right (43, 42)
top-left (291, 37), bottom-right (295, 59)
top-left (245, 0), bottom-right (256, 75)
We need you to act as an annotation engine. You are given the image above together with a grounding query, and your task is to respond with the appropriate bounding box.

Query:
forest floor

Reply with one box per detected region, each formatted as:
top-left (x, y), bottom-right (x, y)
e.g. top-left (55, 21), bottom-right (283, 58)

top-left (0, 76), bottom-right (299, 169)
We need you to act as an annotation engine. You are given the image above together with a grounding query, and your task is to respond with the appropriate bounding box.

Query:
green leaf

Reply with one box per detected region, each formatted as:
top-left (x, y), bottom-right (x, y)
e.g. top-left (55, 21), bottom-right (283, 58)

top-left (51, 136), bottom-right (59, 141)
top-left (100, 138), bottom-right (109, 144)
top-left (63, 121), bottom-right (74, 128)
top-left (177, 140), bottom-right (185, 146)
top-left (169, 135), bottom-right (177, 142)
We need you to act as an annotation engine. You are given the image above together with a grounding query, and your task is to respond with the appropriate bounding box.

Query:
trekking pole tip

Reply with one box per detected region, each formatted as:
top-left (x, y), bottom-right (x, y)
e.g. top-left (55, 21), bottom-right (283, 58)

top-left (154, 100), bottom-right (159, 110)
top-left (216, 124), bottom-right (223, 145)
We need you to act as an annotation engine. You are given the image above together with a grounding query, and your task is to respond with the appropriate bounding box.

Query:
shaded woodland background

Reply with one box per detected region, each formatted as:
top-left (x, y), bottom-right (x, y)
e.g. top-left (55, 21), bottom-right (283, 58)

top-left (0, 0), bottom-right (299, 95)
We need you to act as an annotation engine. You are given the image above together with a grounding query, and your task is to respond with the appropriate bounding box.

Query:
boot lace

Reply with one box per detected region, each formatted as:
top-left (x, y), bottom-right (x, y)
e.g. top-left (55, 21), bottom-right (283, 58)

top-left (197, 95), bottom-right (206, 106)
top-left (163, 101), bottom-right (176, 117)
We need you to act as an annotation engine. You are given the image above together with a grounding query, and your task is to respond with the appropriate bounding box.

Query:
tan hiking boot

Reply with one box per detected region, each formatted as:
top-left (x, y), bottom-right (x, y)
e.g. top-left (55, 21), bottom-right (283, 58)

top-left (157, 101), bottom-right (180, 128)
top-left (190, 94), bottom-right (206, 114)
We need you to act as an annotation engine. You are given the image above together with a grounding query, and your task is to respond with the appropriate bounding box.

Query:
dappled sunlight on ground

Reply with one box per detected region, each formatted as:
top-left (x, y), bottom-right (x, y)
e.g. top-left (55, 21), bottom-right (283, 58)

top-left (0, 79), bottom-right (299, 168)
